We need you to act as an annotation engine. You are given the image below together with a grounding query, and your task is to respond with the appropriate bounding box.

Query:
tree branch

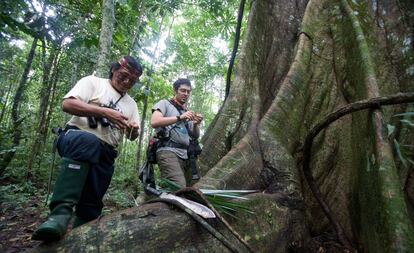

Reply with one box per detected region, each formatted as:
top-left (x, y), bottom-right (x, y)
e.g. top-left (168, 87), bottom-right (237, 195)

top-left (225, 0), bottom-right (246, 100)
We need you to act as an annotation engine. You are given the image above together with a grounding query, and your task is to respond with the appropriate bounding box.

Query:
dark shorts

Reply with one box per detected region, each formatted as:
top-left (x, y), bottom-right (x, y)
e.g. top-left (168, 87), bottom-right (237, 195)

top-left (57, 128), bottom-right (118, 220)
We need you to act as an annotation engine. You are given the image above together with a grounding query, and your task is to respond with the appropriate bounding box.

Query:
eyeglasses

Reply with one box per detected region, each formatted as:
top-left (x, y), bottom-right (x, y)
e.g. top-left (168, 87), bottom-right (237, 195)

top-left (116, 70), bottom-right (139, 85)
top-left (178, 88), bottom-right (191, 94)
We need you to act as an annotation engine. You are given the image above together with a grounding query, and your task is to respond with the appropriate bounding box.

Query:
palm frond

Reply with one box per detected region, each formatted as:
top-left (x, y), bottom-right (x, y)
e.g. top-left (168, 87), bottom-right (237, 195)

top-left (394, 139), bottom-right (407, 168)
top-left (158, 178), bottom-right (255, 217)
top-left (394, 112), bottom-right (414, 117)
top-left (400, 119), bottom-right (414, 127)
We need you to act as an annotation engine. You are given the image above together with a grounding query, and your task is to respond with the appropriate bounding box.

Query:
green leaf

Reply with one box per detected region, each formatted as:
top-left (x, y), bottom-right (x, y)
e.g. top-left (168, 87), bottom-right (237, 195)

top-left (400, 119), bottom-right (414, 127)
top-left (113, 32), bottom-right (125, 44)
top-left (393, 139), bottom-right (407, 168)
top-left (387, 124), bottom-right (395, 137)
top-left (394, 112), bottom-right (414, 117)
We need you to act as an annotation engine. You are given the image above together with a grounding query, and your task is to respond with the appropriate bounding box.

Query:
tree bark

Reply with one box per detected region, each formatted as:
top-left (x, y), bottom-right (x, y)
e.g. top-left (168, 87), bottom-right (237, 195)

top-left (95, 0), bottom-right (115, 77)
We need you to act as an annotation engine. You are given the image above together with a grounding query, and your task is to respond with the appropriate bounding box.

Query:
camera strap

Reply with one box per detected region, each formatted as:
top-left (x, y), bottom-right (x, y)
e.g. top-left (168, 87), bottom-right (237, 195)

top-left (106, 93), bottom-right (124, 108)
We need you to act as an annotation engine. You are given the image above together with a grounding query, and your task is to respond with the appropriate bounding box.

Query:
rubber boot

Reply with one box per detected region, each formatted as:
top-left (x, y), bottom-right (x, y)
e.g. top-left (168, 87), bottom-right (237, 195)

top-left (72, 216), bottom-right (91, 229)
top-left (32, 158), bottom-right (89, 242)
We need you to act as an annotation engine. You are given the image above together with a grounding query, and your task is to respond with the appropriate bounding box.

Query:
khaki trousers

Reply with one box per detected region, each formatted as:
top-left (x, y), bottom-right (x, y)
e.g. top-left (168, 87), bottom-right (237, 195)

top-left (156, 150), bottom-right (191, 187)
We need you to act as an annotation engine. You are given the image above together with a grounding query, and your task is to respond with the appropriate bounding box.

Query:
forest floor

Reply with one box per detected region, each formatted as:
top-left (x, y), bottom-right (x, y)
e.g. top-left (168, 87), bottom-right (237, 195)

top-left (0, 196), bottom-right (122, 253)
top-left (0, 180), bottom-right (122, 253)
top-left (0, 192), bottom-right (45, 253)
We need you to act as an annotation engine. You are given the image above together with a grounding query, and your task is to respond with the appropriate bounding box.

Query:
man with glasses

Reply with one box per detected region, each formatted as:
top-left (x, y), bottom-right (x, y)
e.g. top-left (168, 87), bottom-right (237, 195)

top-left (150, 78), bottom-right (203, 187)
top-left (32, 56), bottom-right (142, 242)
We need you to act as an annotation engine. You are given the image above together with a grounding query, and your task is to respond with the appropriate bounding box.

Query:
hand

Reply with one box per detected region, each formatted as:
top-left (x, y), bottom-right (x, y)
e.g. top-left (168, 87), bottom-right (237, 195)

top-left (127, 121), bottom-right (140, 132)
top-left (193, 113), bottom-right (203, 125)
top-left (126, 121), bottom-right (140, 139)
top-left (102, 108), bottom-right (129, 129)
top-left (180, 111), bottom-right (197, 121)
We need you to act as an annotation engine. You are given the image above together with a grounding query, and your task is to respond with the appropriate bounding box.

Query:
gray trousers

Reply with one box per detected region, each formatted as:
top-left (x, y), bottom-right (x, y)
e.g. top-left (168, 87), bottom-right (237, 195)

top-left (156, 150), bottom-right (191, 187)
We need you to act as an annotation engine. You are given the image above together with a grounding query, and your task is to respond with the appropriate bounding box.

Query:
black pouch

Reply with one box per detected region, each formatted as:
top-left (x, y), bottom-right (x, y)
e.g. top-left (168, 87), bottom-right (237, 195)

top-left (188, 139), bottom-right (202, 181)
top-left (147, 137), bottom-right (160, 164)
top-left (188, 139), bottom-right (202, 157)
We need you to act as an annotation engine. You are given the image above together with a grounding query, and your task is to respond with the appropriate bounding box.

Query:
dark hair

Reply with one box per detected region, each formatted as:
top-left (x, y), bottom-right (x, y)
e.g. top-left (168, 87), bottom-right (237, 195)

top-left (173, 78), bottom-right (192, 91)
top-left (109, 56), bottom-right (143, 79)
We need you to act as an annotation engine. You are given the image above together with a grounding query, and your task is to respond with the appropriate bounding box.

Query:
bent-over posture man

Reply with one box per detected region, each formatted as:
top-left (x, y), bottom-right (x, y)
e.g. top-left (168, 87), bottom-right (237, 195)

top-left (32, 56), bottom-right (142, 242)
top-left (150, 78), bottom-right (202, 187)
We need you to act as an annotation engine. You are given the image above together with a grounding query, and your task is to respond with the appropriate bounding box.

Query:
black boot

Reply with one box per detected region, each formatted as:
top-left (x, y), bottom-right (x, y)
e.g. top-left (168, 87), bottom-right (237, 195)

top-left (32, 158), bottom-right (89, 242)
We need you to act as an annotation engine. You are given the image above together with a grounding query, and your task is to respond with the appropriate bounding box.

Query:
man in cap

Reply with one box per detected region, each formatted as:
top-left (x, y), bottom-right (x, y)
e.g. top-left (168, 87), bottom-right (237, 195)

top-left (32, 56), bottom-right (142, 242)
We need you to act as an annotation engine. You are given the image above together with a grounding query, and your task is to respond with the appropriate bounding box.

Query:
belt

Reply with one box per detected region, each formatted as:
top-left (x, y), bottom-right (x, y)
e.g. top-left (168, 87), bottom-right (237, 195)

top-left (64, 124), bottom-right (80, 131)
top-left (62, 125), bottom-right (115, 150)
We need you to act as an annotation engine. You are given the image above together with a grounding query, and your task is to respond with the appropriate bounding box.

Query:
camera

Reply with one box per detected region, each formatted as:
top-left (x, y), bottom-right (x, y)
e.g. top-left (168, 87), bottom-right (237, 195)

top-left (88, 117), bottom-right (98, 128)
top-left (99, 117), bottom-right (111, 127)
top-left (87, 101), bottom-right (119, 128)
top-left (87, 116), bottom-right (111, 128)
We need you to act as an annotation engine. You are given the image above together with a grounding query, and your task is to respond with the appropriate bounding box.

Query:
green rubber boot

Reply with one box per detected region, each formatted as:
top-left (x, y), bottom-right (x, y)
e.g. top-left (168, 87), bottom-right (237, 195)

top-left (32, 158), bottom-right (89, 242)
top-left (72, 216), bottom-right (91, 229)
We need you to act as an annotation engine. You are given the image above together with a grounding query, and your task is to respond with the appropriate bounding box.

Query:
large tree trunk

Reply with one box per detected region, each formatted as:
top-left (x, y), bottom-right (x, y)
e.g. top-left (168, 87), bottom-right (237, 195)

top-left (95, 0), bottom-right (115, 77)
top-left (37, 0), bottom-right (414, 252)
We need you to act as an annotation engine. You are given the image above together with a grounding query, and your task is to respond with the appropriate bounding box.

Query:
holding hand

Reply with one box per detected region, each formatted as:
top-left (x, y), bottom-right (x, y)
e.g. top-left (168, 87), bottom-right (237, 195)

top-left (125, 121), bottom-right (140, 140)
top-left (180, 111), bottom-right (197, 121)
top-left (127, 121), bottom-right (140, 132)
top-left (103, 108), bottom-right (129, 129)
top-left (193, 113), bottom-right (203, 125)
top-left (178, 111), bottom-right (203, 125)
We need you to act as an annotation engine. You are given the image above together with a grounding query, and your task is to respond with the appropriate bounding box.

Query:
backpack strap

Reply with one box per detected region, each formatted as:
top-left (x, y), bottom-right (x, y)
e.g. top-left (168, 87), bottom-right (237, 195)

top-left (168, 99), bottom-right (191, 134)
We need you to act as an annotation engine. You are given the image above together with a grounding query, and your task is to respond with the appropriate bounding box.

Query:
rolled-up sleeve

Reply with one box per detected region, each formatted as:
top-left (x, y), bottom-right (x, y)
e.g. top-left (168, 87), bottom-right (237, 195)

top-left (152, 100), bottom-right (167, 115)
top-left (63, 76), bottom-right (95, 102)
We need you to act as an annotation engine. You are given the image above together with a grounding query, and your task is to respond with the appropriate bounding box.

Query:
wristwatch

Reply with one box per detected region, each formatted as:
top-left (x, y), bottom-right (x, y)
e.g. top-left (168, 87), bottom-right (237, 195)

top-left (176, 116), bottom-right (182, 122)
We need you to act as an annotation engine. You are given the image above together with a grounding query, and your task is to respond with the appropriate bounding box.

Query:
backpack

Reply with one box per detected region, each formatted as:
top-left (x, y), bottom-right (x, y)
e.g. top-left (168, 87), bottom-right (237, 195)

top-left (146, 137), bottom-right (161, 164)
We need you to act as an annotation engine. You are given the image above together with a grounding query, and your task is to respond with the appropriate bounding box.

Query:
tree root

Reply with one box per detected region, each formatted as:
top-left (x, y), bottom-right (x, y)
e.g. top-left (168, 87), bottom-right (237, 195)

top-left (301, 92), bottom-right (414, 251)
